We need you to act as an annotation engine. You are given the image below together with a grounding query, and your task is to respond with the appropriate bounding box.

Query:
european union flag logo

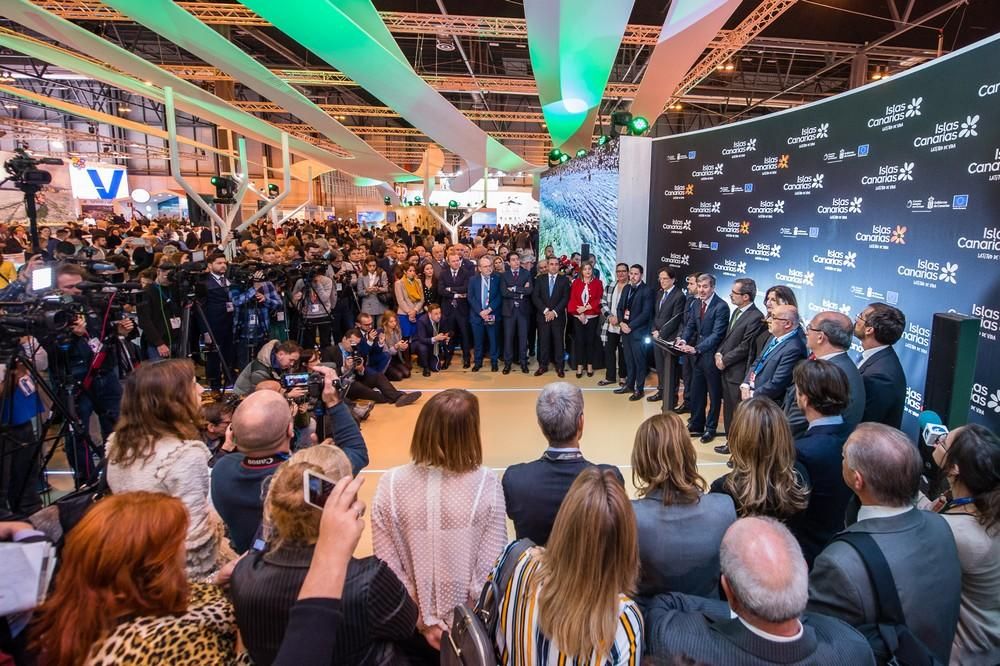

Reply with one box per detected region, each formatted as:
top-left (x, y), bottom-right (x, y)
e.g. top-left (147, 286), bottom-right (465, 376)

top-left (952, 194), bottom-right (969, 210)
top-left (744, 183), bottom-right (753, 193)
top-left (687, 150), bottom-right (697, 159)
top-left (710, 242), bottom-right (719, 251)
top-left (857, 144), bottom-right (870, 157)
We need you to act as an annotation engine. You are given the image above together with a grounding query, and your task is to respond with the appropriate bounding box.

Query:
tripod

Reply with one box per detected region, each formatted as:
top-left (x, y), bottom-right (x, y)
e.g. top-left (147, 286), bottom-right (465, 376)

top-left (295, 278), bottom-right (335, 350)
top-left (178, 296), bottom-right (234, 390)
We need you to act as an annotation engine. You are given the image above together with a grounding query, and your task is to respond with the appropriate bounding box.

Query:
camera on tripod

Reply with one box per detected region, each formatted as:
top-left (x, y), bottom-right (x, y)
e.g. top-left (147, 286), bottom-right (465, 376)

top-left (2, 148), bottom-right (63, 188)
top-left (0, 297), bottom-right (75, 341)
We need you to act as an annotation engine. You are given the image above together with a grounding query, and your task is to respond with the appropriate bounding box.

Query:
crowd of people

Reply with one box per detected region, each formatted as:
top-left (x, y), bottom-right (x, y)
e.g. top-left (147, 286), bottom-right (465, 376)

top-left (0, 213), bottom-right (997, 665)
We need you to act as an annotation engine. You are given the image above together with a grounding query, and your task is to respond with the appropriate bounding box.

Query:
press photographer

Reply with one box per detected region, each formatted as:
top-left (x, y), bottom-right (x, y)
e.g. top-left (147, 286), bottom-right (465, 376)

top-left (320, 328), bottom-right (420, 408)
top-left (291, 262), bottom-right (335, 349)
top-left (232, 339), bottom-right (303, 396)
top-left (228, 261), bottom-right (284, 366)
top-left (136, 261), bottom-right (182, 360)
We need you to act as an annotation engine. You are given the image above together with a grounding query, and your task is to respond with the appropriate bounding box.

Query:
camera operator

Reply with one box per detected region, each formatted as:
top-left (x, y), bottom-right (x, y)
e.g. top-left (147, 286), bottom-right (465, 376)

top-left (233, 265), bottom-right (283, 367)
top-left (232, 339), bottom-right (302, 396)
top-left (291, 265), bottom-right (336, 349)
top-left (136, 261), bottom-right (182, 360)
top-left (56, 263), bottom-right (136, 484)
top-left (199, 252), bottom-right (237, 392)
top-left (328, 247), bottom-right (361, 341)
top-left (320, 329), bottom-right (420, 407)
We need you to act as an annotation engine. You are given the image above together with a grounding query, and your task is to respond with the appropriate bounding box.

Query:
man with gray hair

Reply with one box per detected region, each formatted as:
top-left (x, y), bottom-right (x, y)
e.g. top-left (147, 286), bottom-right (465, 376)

top-left (501, 382), bottom-right (623, 545)
top-left (808, 423), bottom-right (961, 664)
top-left (644, 517), bottom-right (874, 664)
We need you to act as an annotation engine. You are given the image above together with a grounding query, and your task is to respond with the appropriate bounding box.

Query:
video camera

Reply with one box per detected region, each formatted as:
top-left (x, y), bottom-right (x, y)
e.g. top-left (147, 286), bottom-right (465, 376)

top-left (2, 148), bottom-right (63, 189)
top-left (281, 371), bottom-right (326, 403)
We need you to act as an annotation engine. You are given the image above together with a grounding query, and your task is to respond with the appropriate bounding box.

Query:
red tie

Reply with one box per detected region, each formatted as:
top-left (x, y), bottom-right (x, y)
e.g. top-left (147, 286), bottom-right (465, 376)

top-left (808, 352), bottom-right (817, 361)
top-left (700, 300), bottom-right (707, 319)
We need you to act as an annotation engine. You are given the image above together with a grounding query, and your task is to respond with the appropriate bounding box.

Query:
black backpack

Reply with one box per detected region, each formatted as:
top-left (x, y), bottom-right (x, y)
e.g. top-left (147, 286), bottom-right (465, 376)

top-left (833, 532), bottom-right (943, 666)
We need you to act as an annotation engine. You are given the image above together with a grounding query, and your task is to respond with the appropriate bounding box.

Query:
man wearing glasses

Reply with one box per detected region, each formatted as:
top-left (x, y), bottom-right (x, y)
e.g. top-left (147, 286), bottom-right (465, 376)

top-left (713, 279), bottom-right (766, 450)
top-left (740, 304), bottom-right (807, 403)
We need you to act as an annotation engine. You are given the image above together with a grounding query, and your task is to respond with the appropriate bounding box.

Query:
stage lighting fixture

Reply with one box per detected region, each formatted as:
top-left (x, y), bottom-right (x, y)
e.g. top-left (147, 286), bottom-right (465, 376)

top-left (548, 148), bottom-right (564, 167)
top-left (267, 183), bottom-right (279, 197)
top-left (575, 148), bottom-right (587, 158)
top-left (559, 153), bottom-right (570, 164)
top-left (383, 195), bottom-right (392, 205)
top-left (610, 111), bottom-right (632, 138)
top-left (628, 116), bottom-right (650, 135)
top-left (448, 199), bottom-right (459, 209)
top-left (210, 175), bottom-right (236, 204)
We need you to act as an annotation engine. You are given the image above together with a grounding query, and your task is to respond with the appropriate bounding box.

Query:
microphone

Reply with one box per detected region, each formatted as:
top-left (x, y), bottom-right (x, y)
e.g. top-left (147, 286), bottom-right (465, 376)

top-left (918, 410), bottom-right (948, 448)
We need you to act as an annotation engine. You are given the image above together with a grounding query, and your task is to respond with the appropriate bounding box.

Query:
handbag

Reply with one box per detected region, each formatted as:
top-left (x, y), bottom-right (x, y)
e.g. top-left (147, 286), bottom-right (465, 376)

top-left (441, 539), bottom-right (535, 666)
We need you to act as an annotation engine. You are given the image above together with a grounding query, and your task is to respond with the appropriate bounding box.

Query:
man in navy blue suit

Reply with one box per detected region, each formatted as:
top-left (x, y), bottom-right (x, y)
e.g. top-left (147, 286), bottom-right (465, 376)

top-left (741, 304), bottom-right (808, 404)
top-left (613, 264), bottom-right (653, 401)
top-left (676, 273), bottom-right (729, 442)
top-left (468, 255), bottom-right (503, 371)
top-left (438, 251), bottom-right (474, 368)
top-left (411, 304), bottom-right (450, 376)
top-left (500, 252), bottom-right (533, 374)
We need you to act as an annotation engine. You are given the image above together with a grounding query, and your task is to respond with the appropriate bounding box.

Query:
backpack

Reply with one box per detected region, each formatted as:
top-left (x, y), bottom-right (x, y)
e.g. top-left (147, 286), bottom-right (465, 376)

top-left (833, 532), bottom-right (943, 666)
top-left (440, 539), bottom-right (535, 666)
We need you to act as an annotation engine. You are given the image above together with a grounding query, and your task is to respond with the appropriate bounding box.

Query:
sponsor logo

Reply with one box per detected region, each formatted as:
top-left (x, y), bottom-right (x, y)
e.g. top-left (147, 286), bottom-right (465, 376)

top-left (971, 383), bottom-right (1000, 416)
top-left (661, 218), bottom-right (693, 233)
top-left (854, 224), bottom-right (906, 249)
top-left (745, 242), bottom-right (782, 261)
top-left (779, 225), bottom-right (820, 239)
top-left (905, 386), bottom-right (923, 417)
top-left (747, 199), bottom-right (785, 218)
top-left (716, 220), bottom-right (749, 238)
top-left (896, 258), bottom-right (958, 288)
top-left (812, 249), bottom-right (857, 272)
top-left (913, 115), bottom-right (979, 152)
top-left (970, 303), bottom-right (1000, 340)
top-left (957, 227), bottom-right (1000, 260)
top-left (722, 138), bottom-right (757, 158)
top-left (689, 201), bottom-right (721, 217)
top-left (906, 194), bottom-right (968, 213)
top-left (719, 183), bottom-right (754, 195)
top-left (750, 153), bottom-right (789, 175)
top-left (660, 252), bottom-right (691, 267)
top-left (663, 184), bottom-right (695, 199)
top-left (806, 299), bottom-right (852, 316)
top-left (860, 162), bottom-right (914, 189)
top-left (967, 147), bottom-right (1000, 181)
top-left (867, 97), bottom-right (922, 132)
top-left (692, 163), bottom-right (725, 179)
top-left (783, 173), bottom-right (824, 195)
top-left (824, 144), bottom-right (869, 163)
top-left (902, 321), bottom-right (930, 354)
top-left (773, 267), bottom-right (815, 288)
top-left (688, 240), bottom-right (719, 252)
top-left (787, 123), bottom-right (829, 148)
top-left (713, 258), bottom-right (748, 277)
top-left (666, 150), bottom-right (697, 162)
top-left (980, 81), bottom-right (1000, 97)
top-left (816, 196), bottom-right (863, 218)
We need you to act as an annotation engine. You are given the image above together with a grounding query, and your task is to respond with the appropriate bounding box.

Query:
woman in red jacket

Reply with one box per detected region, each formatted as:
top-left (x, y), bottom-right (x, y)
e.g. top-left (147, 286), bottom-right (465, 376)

top-left (567, 262), bottom-right (604, 378)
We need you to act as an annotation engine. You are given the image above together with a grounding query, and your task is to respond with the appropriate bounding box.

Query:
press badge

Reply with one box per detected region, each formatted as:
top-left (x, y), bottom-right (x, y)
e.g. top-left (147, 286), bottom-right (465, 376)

top-left (18, 375), bottom-right (35, 397)
top-left (226, 302), bottom-right (235, 313)
top-left (170, 317), bottom-right (182, 329)
top-left (308, 303), bottom-right (321, 315)
top-left (276, 311), bottom-right (285, 322)
top-left (87, 337), bottom-right (103, 355)
top-left (248, 313), bottom-right (259, 328)
top-left (336, 283), bottom-right (343, 291)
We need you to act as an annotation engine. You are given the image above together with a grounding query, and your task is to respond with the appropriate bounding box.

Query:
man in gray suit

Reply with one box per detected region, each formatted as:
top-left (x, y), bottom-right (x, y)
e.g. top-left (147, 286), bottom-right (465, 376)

top-left (807, 423), bottom-right (961, 664)
top-left (644, 517), bottom-right (874, 665)
top-left (714, 277), bottom-right (766, 451)
top-left (784, 310), bottom-right (866, 436)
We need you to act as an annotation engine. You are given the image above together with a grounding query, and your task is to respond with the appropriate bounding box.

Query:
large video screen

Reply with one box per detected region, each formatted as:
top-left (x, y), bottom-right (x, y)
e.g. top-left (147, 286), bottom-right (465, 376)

top-left (647, 33), bottom-right (1000, 433)
top-left (540, 139), bottom-right (619, 283)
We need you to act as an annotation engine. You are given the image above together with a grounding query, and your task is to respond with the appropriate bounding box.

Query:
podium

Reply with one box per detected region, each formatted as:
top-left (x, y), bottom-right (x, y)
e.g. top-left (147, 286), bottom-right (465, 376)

top-left (652, 337), bottom-right (687, 414)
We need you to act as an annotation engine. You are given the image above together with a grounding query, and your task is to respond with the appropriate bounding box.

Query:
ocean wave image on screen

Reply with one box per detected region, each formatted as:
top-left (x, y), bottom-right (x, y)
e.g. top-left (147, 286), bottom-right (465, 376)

top-left (539, 141), bottom-right (619, 284)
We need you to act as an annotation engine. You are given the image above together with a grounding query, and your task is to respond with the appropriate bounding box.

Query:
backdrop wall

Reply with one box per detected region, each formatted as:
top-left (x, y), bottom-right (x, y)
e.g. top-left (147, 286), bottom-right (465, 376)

top-left (646, 32), bottom-right (1000, 433)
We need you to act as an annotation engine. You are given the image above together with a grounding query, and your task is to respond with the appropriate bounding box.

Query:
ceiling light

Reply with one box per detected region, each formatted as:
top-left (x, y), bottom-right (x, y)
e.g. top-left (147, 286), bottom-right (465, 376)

top-left (118, 105), bottom-right (132, 113)
top-left (488, 42), bottom-right (500, 47)
top-left (435, 34), bottom-right (455, 52)
top-left (51, 140), bottom-right (64, 150)
top-left (3, 102), bottom-right (17, 109)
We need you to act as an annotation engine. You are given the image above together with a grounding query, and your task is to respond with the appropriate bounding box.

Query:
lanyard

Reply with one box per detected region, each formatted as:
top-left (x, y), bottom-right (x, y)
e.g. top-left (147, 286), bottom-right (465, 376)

top-left (754, 336), bottom-right (786, 374)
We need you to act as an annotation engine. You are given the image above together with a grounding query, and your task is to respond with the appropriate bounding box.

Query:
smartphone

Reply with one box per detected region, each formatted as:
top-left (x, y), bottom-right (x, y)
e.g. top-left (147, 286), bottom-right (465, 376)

top-left (31, 265), bottom-right (53, 291)
top-left (303, 469), bottom-right (337, 510)
top-left (190, 249), bottom-right (206, 262)
top-left (282, 372), bottom-right (310, 389)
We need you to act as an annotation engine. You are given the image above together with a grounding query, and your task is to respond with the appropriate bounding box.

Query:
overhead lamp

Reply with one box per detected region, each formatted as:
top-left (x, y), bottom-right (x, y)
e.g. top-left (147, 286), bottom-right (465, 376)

top-left (628, 116), bottom-right (650, 136)
top-left (117, 105), bottom-right (132, 114)
top-left (435, 34), bottom-right (455, 52)
top-left (2, 102), bottom-right (17, 110)
top-left (610, 110), bottom-right (633, 138)
top-left (51, 140), bottom-right (64, 150)
top-left (547, 148), bottom-right (563, 167)
top-left (670, 103), bottom-right (684, 111)
top-left (559, 154), bottom-right (570, 164)
top-left (383, 195), bottom-right (392, 205)
top-left (575, 148), bottom-right (587, 158)
top-left (210, 175), bottom-right (237, 204)
top-left (448, 200), bottom-right (459, 208)
top-left (267, 183), bottom-right (279, 197)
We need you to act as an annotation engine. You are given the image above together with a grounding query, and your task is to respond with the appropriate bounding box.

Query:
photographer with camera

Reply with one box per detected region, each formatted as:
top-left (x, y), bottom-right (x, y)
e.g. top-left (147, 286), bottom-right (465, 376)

top-left (137, 261), bottom-right (182, 360)
top-left (291, 264), bottom-right (336, 350)
top-left (232, 339), bottom-right (303, 396)
top-left (328, 247), bottom-right (361, 340)
top-left (231, 264), bottom-right (284, 366)
top-left (320, 329), bottom-right (420, 408)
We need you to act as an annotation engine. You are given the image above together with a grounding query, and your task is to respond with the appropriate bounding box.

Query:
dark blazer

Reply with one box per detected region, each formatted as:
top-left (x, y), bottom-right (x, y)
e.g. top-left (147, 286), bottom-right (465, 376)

top-left (500, 267), bottom-right (533, 318)
top-left (651, 286), bottom-right (686, 340)
top-left (438, 264), bottom-right (474, 318)
top-left (643, 592), bottom-right (875, 666)
top-left (680, 293), bottom-right (730, 355)
top-left (615, 281), bottom-right (653, 335)
top-left (745, 332), bottom-right (808, 401)
top-left (230, 543), bottom-right (417, 665)
top-left (716, 304), bottom-right (766, 384)
top-left (531, 273), bottom-right (571, 321)
top-left (807, 508), bottom-right (962, 663)
top-left (468, 273), bottom-right (502, 317)
top-left (786, 421), bottom-right (855, 566)
top-left (411, 313), bottom-right (440, 348)
top-left (502, 453), bottom-right (624, 546)
top-left (784, 352), bottom-right (866, 436)
top-left (858, 346), bottom-right (906, 428)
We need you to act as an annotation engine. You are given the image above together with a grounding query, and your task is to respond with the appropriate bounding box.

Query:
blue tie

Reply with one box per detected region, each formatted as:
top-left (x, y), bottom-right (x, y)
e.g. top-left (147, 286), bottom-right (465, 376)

top-left (482, 277), bottom-right (489, 305)
top-left (762, 336), bottom-right (779, 358)
top-left (549, 276), bottom-right (555, 297)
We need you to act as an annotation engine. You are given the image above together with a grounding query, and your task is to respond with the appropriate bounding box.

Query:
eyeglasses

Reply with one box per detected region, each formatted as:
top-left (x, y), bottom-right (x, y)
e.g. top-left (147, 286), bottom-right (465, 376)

top-left (766, 314), bottom-right (790, 322)
top-left (730, 290), bottom-right (746, 296)
top-left (856, 313), bottom-right (868, 323)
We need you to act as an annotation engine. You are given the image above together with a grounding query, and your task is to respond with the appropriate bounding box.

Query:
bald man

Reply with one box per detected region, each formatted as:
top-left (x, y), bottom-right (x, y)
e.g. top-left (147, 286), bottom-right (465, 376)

top-left (643, 517), bottom-right (874, 665)
top-left (741, 304), bottom-right (807, 403)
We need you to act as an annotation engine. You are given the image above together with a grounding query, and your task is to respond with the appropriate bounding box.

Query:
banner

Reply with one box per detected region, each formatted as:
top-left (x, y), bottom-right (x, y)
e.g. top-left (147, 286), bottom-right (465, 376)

top-left (646, 33), bottom-right (1000, 433)
top-left (69, 162), bottom-right (129, 200)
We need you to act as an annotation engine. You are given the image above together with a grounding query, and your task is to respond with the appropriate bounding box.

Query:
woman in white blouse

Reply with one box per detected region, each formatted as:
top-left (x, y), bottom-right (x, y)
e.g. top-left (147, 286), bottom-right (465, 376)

top-left (372, 389), bottom-right (508, 655)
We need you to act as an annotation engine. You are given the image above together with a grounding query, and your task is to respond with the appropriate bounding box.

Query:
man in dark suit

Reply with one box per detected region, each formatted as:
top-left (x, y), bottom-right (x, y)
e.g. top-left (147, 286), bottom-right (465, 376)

top-left (853, 303), bottom-right (907, 428)
top-left (500, 251), bottom-right (533, 374)
top-left (785, 311), bottom-right (866, 436)
top-left (612, 264), bottom-right (654, 401)
top-left (502, 382), bottom-right (625, 545)
top-left (644, 517), bottom-right (874, 666)
top-left (199, 252), bottom-right (237, 391)
top-left (411, 304), bottom-right (450, 376)
top-left (468, 256), bottom-right (503, 371)
top-left (531, 257), bottom-right (571, 377)
top-left (675, 272), bottom-right (702, 413)
top-left (321, 329), bottom-right (420, 406)
top-left (785, 360), bottom-right (856, 567)
top-left (742, 304), bottom-right (807, 407)
top-left (714, 278), bottom-right (766, 448)
top-left (438, 251), bottom-right (474, 368)
top-left (676, 273), bottom-right (730, 442)
top-left (648, 266), bottom-right (687, 406)
top-left (808, 423), bottom-right (961, 664)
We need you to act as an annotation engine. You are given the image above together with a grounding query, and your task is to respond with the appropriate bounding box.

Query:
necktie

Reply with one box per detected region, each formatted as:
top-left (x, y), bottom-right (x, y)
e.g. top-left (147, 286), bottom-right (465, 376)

top-left (549, 275), bottom-right (555, 297)
top-left (700, 300), bottom-right (707, 319)
top-left (432, 321), bottom-right (440, 357)
top-left (728, 307), bottom-right (741, 332)
top-left (482, 277), bottom-right (489, 305)
top-left (762, 336), bottom-right (779, 358)
top-left (452, 270), bottom-right (458, 280)
top-left (659, 291), bottom-right (667, 309)
top-left (808, 352), bottom-right (817, 361)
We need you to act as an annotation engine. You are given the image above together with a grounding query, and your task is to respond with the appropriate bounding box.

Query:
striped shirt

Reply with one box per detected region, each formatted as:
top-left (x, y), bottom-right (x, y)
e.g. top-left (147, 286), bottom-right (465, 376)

top-left (492, 543), bottom-right (643, 666)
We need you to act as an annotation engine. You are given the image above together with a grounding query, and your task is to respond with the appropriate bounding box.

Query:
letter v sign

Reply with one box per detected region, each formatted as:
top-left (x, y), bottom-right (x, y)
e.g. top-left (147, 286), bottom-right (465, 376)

top-left (86, 169), bottom-right (124, 199)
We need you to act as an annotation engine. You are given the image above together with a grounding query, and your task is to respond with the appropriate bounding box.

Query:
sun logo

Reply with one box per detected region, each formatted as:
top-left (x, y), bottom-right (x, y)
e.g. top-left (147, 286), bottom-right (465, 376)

top-left (890, 225), bottom-right (907, 244)
top-left (777, 154), bottom-right (790, 169)
top-left (684, 184), bottom-right (694, 195)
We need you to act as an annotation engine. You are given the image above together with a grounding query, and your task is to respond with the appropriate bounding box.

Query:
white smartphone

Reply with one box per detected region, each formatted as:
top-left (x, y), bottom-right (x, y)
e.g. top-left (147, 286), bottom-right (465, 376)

top-left (303, 468), bottom-right (337, 510)
top-left (31, 265), bottom-right (53, 292)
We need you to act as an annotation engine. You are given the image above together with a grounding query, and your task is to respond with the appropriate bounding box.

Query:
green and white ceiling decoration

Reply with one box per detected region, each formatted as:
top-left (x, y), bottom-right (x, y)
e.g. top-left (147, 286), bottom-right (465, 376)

top-left (523, 0), bottom-right (636, 153)
top-left (630, 0), bottom-right (743, 122)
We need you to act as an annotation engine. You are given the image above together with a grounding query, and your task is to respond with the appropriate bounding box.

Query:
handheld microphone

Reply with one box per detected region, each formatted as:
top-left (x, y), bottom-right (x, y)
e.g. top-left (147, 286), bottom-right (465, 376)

top-left (917, 410), bottom-right (948, 448)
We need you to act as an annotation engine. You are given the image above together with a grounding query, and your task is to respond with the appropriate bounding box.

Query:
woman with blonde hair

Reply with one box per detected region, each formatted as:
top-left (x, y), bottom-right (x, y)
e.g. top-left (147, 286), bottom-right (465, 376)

top-left (631, 412), bottom-right (736, 597)
top-left (230, 445), bottom-right (417, 665)
top-left (106, 359), bottom-right (234, 579)
top-left (710, 396), bottom-right (810, 519)
top-left (493, 467), bottom-right (642, 664)
top-left (372, 389), bottom-right (507, 657)
top-left (379, 309), bottom-right (412, 380)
